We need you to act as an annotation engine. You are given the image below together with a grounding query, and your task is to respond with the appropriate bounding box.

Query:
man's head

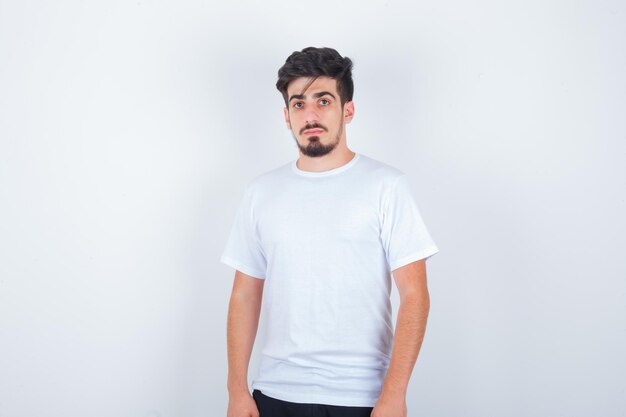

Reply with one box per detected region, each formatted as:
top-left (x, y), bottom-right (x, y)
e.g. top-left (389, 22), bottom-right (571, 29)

top-left (276, 47), bottom-right (355, 158)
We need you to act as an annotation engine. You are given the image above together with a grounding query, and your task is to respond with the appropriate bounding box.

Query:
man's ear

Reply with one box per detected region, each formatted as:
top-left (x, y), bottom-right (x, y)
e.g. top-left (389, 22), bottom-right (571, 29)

top-left (283, 107), bottom-right (291, 129)
top-left (343, 101), bottom-right (355, 124)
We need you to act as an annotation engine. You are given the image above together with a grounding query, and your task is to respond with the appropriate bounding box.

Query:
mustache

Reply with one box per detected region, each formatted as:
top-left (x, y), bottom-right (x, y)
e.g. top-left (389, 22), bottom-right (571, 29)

top-left (301, 124), bottom-right (327, 134)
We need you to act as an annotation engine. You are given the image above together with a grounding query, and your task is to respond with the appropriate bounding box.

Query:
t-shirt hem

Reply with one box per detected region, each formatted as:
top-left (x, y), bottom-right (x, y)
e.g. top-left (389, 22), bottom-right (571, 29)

top-left (251, 384), bottom-right (378, 407)
top-left (220, 255), bottom-right (266, 279)
top-left (389, 245), bottom-right (440, 271)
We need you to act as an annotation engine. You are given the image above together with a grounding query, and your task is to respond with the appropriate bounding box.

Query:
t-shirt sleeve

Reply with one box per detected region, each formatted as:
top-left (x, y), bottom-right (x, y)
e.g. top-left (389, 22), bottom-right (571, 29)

top-left (380, 174), bottom-right (440, 271)
top-left (219, 184), bottom-right (267, 279)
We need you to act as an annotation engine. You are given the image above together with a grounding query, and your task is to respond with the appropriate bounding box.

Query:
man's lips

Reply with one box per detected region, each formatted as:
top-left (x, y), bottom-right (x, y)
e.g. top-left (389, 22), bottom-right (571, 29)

top-left (304, 129), bottom-right (324, 135)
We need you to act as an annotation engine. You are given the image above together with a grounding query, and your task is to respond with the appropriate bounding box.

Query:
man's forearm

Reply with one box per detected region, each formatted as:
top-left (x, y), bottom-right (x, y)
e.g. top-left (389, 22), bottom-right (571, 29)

top-left (226, 292), bottom-right (262, 395)
top-left (380, 292), bottom-right (430, 397)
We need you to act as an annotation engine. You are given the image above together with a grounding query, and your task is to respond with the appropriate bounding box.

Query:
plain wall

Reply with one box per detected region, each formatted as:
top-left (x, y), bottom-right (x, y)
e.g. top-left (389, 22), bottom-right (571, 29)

top-left (0, 0), bottom-right (624, 416)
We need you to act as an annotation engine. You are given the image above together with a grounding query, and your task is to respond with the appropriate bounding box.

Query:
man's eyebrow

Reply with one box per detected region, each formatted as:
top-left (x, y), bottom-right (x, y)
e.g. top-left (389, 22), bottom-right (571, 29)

top-left (288, 91), bottom-right (337, 103)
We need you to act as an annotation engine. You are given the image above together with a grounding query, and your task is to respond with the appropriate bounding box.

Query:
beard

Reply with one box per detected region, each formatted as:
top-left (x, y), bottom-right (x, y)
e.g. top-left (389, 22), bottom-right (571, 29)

top-left (292, 122), bottom-right (344, 158)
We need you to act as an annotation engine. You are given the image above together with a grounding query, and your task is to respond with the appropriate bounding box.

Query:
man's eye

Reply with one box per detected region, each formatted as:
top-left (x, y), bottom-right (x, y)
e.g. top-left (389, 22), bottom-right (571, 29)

top-left (293, 102), bottom-right (303, 108)
top-left (320, 99), bottom-right (330, 105)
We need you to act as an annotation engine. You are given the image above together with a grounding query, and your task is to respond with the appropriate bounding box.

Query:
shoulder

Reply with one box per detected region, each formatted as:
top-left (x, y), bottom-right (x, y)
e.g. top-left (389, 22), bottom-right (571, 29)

top-left (242, 160), bottom-right (292, 196)
top-left (356, 153), bottom-right (406, 187)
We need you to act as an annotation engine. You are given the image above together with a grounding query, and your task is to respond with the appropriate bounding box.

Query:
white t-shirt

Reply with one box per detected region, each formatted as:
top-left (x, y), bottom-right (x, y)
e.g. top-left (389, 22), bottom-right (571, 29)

top-left (220, 152), bottom-right (439, 407)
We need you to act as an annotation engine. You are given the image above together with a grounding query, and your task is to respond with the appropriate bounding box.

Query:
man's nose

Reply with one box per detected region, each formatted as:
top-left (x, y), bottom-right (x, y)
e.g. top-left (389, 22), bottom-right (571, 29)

top-left (304, 108), bottom-right (320, 124)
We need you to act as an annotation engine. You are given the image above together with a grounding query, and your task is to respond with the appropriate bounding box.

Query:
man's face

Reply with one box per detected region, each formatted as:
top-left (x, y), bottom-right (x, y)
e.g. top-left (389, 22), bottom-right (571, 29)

top-left (283, 76), bottom-right (354, 158)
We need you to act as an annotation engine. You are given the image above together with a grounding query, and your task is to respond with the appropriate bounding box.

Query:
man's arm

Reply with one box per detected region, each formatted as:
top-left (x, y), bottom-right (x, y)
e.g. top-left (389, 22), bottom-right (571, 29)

top-left (379, 259), bottom-right (430, 401)
top-left (227, 270), bottom-right (264, 396)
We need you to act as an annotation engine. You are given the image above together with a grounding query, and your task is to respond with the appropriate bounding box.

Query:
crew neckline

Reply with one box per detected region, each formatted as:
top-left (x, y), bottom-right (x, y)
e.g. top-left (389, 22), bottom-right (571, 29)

top-left (291, 153), bottom-right (361, 178)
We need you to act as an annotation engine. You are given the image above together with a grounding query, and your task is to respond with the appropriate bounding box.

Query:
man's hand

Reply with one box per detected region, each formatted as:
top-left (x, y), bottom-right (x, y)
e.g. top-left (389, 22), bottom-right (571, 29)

top-left (370, 391), bottom-right (407, 417)
top-left (227, 391), bottom-right (259, 417)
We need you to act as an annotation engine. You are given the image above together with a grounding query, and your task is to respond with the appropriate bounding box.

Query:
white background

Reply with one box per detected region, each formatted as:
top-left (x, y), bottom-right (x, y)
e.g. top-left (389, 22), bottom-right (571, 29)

top-left (1, 1), bottom-right (625, 416)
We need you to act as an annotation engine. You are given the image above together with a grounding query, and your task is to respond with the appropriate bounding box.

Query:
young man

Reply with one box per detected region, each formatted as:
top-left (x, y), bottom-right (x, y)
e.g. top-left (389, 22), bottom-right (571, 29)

top-left (221, 47), bottom-right (439, 417)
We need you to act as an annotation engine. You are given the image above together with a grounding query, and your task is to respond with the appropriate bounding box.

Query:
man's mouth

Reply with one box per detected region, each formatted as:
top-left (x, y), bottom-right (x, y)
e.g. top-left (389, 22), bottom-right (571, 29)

top-left (304, 129), bottom-right (324, 135)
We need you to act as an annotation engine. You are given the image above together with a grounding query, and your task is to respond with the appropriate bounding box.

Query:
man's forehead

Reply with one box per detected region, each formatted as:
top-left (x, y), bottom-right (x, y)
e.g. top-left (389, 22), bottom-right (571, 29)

top-left (288, 76), bottom-right (338, 96)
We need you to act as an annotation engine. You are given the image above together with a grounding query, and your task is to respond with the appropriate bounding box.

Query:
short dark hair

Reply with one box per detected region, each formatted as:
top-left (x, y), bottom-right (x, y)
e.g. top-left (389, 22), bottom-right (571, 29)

top-left (276, 47), bottom-right (354, 107)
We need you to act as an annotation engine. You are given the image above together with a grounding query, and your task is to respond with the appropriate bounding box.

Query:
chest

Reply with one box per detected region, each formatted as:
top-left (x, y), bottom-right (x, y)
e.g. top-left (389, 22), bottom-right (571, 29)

top-left (256, 187), bottom-right (382, 246)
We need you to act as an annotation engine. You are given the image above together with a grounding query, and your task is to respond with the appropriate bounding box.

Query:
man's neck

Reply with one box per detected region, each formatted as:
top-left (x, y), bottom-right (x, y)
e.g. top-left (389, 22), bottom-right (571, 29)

top-left (296, 148), bottom-right (356, 173)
